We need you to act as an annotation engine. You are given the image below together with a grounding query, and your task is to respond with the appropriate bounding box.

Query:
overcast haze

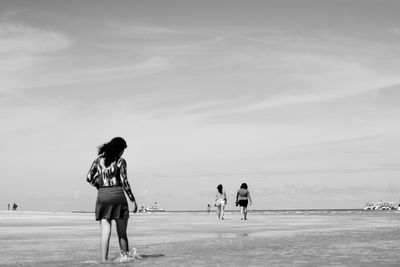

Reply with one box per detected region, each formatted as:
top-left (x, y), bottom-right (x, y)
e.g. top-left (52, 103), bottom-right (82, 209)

top-left (1, 0), bottom-right (400, 211)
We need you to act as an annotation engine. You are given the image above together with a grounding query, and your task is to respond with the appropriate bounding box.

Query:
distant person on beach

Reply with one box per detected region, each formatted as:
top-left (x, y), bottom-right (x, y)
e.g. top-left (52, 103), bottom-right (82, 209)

top-left (236, 183), bottom-right (252, 220)
top-left (12, 203), bottom-right (18, 211)
top-left (8, 203), bottom-right (10, 210)
top-left (87, 137), bottom-right (138, 262)
top-left (215, 184), bottom-right (227, 220)
top-left (207, 204), bottom-right (211, 214)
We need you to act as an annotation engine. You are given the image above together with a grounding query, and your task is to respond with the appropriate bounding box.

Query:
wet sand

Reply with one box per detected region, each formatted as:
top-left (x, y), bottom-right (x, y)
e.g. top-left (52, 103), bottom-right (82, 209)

top-left (1, 210), bottom-right (400, 266)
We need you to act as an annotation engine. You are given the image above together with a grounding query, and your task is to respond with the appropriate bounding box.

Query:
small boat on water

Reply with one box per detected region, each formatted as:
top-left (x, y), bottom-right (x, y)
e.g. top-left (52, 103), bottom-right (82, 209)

top-left (138, 202), bottom-right (165, 213)
top-left (364, 203), bottom-right (375, 210)
top-left (364, 201), bottom-right (397, 211)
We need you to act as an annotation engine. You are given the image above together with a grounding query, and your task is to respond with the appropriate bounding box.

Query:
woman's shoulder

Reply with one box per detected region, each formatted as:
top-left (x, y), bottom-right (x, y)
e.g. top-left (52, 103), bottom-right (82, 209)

top-left (93, 156), bottom-right (101, 164)
top-left (117, 157), bottom-right (127, 166)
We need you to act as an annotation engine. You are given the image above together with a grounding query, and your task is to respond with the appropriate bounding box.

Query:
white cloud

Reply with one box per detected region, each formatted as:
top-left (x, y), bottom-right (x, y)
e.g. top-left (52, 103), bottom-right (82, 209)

top-left (0, 23), bottom-right (71, 67)
top-left (0, 23), bottom-right (70, 54)
top-left (68, 56), bottom-right (172, 81)
top-left (105, 24), bottom-right (183, 38)
top-left (0, 23), bottom-right (72, 91)
top-left (0, 23), bottom-right (178, 91)
top-left (19, 56), bottom-right (173, 90)
top-left (389, 27), bottom-right (400, 35)
top-left (73, 190), bottom-right (81, 199)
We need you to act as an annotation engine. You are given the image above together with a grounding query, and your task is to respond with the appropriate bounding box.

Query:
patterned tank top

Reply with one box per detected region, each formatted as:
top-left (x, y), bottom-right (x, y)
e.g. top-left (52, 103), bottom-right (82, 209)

top-left (86, 156), bottom-right (134, 201)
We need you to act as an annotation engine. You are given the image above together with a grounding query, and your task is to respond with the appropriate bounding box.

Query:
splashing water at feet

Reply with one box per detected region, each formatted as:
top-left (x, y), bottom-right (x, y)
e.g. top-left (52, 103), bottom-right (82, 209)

top-left (114, 248), bottom-right (142, 263)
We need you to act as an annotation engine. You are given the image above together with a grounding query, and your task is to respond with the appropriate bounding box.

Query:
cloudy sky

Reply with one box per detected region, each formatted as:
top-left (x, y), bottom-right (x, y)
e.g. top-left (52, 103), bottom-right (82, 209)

top-left (1, 0), bottom-right (400, 211)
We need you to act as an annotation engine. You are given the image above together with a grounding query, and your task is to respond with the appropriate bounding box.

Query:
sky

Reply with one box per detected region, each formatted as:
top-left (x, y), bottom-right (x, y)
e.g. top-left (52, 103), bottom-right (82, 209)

top-left (1, 0), bottom-right (400, 211)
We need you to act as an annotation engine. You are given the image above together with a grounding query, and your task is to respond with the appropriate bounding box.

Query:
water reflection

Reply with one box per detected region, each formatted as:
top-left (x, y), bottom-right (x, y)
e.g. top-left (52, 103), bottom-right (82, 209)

top-left (141, 254), bottom-right (165, 258)
top-left (237, 232), bottom-right (249, 237)
top-left (216, 232), bottom-right (250, 238)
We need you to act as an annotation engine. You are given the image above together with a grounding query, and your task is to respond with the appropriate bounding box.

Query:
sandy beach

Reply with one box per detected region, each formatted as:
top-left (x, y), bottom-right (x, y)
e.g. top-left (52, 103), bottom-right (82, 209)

top-left (1, 210), bottom-right (400, 266)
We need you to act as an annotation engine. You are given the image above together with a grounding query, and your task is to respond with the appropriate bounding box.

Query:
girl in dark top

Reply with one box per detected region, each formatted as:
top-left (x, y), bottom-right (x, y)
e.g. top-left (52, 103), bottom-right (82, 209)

top-left (236, 183), bottom-right (252, 220)
top-left (87, 137), bottom-right (138, 262)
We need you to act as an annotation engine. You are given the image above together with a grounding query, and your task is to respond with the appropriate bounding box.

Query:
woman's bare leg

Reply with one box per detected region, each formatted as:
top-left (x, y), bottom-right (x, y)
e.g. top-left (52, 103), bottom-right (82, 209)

top-left (221, 205), bottom-right (225, 219)
top-left (244, 207), bottom-right (248, 220)
top-left (100, 219), bottom-right (112, 261)
top-left (217, 205), bottom-right (221, 219)
top-left (116, 218), bottom-right (129, 253)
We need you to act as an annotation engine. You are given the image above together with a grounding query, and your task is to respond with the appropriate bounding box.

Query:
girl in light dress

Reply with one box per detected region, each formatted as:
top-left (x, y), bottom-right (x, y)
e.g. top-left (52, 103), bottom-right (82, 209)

top-left (215, 184), bottom-right (227, 220)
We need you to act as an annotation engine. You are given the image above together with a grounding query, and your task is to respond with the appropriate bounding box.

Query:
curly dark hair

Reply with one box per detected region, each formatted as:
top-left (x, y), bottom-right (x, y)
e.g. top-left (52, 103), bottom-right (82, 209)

top-left (97, 137), bottom-right (127, 167)
top-left (240, 183), bottom-right (248, 189)
top-left (217, 184), bottom-right (223, 194)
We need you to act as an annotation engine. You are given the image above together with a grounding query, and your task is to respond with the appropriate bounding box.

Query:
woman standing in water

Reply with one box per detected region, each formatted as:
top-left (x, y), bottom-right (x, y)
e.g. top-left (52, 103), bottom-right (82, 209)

top-left (215, 184), bottom-right (227, 220)
top-left (87, 137), bottom-right (138, 262)
top-left (236, 183), bottom-right (252, 220)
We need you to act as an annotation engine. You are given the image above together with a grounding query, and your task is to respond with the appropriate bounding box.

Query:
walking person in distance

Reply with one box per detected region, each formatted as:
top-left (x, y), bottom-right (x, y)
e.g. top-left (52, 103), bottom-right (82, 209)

top-left (215, 184), bottom-right (227, 220)
top-left (236, 183), bottom-right (252, 220)
top-left (87, 137), bottom-right (138, 262)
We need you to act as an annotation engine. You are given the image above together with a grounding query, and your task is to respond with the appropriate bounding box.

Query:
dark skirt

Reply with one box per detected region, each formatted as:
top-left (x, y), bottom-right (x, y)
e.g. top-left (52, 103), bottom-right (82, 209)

top-left (238, 199), bottom-right (248, 207)
top-left (95, 187), bottom-right (129, 221)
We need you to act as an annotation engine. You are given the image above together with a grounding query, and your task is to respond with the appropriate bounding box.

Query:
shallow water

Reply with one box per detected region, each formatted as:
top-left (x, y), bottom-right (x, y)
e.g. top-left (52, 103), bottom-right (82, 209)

top-left (1, 210), bottom-right (400, 266)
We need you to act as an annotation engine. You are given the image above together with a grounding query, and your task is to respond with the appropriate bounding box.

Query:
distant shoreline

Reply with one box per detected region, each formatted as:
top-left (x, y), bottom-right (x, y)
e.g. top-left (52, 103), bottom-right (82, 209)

top-left (70, 208), bottom-right (366, 214)
top-left (2, 208), bottom-right (371, 214)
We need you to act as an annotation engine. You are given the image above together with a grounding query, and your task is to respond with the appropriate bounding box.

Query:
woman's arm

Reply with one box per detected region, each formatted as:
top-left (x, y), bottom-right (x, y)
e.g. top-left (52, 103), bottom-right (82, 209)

top-left (119, 158), bottom-right (135, 203)
top-left (119, 159), bottom-right (138, 213)
top-left (248, 190), bottom-right (252, 204)
top-left (86, 159), bottom-right (100, 189)
top-left (224, 191), bottom-right (227, 204)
